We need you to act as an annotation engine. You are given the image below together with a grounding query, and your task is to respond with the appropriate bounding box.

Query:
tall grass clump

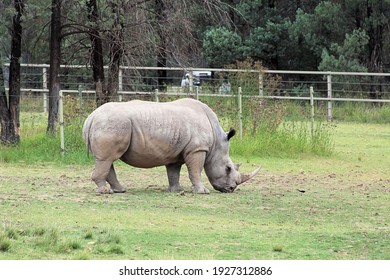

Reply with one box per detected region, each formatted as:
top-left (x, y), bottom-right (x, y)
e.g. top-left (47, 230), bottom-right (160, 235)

top-left (223, 58), bottom-right (334, 158)
top-left (0, 95), bottom-right (94, 165)
top-left (332, 102), bottom-right (390, 123)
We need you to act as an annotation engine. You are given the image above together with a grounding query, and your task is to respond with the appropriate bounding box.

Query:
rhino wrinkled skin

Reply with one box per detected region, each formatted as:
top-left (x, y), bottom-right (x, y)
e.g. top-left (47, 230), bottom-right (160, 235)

top-left (82, 98), bottom-right (260, 194)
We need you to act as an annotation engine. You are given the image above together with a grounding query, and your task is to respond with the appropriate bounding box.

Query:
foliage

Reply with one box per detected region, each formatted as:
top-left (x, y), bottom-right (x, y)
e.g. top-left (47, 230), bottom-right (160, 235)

top-left (290, 2), bottom-right (346, 58)
top-left (319, 29), bottom-right (369, 72)
top-left (202, 27), bottom-right (243, 68)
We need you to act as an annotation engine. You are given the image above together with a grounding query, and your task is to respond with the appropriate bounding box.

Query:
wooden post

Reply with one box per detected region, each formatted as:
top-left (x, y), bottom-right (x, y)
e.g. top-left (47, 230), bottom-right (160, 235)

top-left (310, 86), bottom-right (315, 142)
top-left (195, 86), bottom-right (199, 100)
top-left (58, 90), bottom-right (65, 155)
top-left (189, 70), bottom-right (193, 95)
top-left (43, 67), bottom-right (48, 113)
top-left (118, 68), bottom-right (123, 102)
top-left (327, 74), bottom-right (332, 122)
top-left (154, 88), bottom-right (159, 102)
top-left (78, 84), bottom-right (83, 109)
top-left (258, 72), bottom-right (264, 97)
top-left (238, 87), bottom-right (243, 141)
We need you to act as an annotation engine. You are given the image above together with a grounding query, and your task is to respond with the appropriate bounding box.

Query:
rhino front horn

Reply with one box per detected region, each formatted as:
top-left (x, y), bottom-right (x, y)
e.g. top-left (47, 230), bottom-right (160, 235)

top-left (239, 166), bottom-right (262, 185)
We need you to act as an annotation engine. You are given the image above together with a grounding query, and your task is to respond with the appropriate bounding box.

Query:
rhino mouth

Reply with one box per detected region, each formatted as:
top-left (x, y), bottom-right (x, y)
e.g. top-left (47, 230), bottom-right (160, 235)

top-left (212, 185), bottom-right (236, 193)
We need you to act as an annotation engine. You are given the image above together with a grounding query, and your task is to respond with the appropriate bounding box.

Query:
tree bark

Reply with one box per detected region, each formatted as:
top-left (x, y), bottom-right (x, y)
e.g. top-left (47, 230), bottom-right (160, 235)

top-left (87, 0), bottom-right (108, 107)
top-left (47, 0), bottom-right (62, 134)
top-left (0, 0), bottom-right (24, 145)
top-left (366, 0), bottom-right (384, 100)
top-left (156, 0), bottom-right (167, 91)
top-left (107, 1), bottom-right (124, 100)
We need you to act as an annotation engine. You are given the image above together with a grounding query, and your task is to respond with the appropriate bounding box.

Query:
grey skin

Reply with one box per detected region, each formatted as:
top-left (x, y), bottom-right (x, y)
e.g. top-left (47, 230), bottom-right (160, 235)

top-left (82, 98), bottom-right (261, 194)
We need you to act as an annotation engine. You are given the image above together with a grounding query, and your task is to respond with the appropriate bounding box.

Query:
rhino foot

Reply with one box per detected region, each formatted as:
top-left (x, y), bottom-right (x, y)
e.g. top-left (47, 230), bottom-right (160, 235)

top-left (168, 184), bottom-right (184, 193)
top-left (111, 185), bottom-right (126, 193)
top-left (193, 185), bottom-right (210, 194)
top-left (96, 186), bottom-right (114, 195)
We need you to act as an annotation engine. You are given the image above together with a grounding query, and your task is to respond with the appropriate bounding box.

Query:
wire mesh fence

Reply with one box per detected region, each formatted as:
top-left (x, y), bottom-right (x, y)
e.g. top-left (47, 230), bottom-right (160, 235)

top-left (3, 64), bottom-right (390, 154)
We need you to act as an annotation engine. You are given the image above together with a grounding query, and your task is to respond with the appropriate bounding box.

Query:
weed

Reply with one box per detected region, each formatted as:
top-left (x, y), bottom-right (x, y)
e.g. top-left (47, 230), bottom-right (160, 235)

top-left (273, 245), bottom-right (284, 252)
top-left (6, 228), bottom-right (18, 240)
top-left (73, 252), bottom-right (90, 260)
top-left (32, 228), bottom-right (46, 237)
top-left (108, 245), bottom-right (124, 255)
top-left (58, 240), bottom-right (82, 253)
top-left (0, 235), bottom-right (12, 252)
top-left (84, 231), bottom-right (94, 240)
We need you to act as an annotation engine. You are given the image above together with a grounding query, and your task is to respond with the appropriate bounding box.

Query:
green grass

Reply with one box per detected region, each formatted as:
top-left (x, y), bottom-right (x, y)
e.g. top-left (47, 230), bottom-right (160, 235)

top-left (0, 122), bottom-right (389, 260)
top-left (1, 99), bottom-right (390, 259)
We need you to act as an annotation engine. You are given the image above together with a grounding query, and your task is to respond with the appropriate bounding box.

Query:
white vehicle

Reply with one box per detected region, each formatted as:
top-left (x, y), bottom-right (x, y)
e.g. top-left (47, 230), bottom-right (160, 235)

top-left (181, 71), bottom-right (212, 86)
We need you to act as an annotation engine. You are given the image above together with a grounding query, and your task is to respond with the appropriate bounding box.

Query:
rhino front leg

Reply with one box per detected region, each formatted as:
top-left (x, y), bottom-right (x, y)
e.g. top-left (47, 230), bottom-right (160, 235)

top-left (91, 160), bottom-right (114, 194)
top-left (185, 151), bottom-right (210, 194)
top-left (166, 163), bottom-right (184, 192)
top-left (107, 164), bottom-right (126, 193)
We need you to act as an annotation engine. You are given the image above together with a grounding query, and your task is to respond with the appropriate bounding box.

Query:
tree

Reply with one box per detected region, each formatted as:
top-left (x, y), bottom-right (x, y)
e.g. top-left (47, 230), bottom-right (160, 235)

top-left (47, 0), bottom-right (62, 134)
top-left (0, 0), bottom-right (24, 145)
top-left (203, 27), bottom-right (243, 68)
top-left (86, 0), bottom-right (108, 107)
top-left (107, 0), bottom-right (125, 99)
top-left (319, 29), bottom-right (369, 72)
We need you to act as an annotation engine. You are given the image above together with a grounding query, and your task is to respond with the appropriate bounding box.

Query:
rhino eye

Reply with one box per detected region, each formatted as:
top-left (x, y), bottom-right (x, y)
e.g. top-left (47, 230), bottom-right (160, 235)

top-left (225, 165), bottom-right (232, 174)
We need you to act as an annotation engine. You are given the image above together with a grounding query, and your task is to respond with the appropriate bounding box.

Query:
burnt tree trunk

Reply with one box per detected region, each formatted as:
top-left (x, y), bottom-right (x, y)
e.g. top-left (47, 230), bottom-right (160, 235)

top-left (0, 0), bottom-right (24, 145)
top-left (156, 0), bottom-right (167, 91)
top-left (367, 0), bottom-right (384, 101)
top-left (107, 1), bottom-right (124, 100)
top-left (47, 0), bottom-right (62, 134)
top-left (87, 0), bottom-right (108, 107)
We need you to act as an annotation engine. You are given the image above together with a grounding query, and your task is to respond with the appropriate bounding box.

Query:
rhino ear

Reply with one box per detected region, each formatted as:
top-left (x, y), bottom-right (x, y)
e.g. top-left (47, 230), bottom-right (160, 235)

top-left (227, 128), bottom-right (236, 141)
top-left (234, 162), bottom-right (242, 170)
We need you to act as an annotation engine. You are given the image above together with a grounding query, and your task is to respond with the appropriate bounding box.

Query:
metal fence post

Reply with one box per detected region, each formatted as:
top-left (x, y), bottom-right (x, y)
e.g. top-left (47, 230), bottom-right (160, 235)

top-left (195, 86), bottom-right (199, 100)
top-left (327, 74), bottom-right (333, 122)
top-left (58, 90), bottom-right (65, 155)
top-left (238, 87), bottom-right (243, 141)
top-left (310, 86), bottom-right (315, 142)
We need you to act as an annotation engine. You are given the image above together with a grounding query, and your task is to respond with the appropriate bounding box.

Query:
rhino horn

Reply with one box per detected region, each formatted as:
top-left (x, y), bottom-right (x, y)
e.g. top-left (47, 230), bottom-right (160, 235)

top-left (239, 166), bottom-right (262, 185)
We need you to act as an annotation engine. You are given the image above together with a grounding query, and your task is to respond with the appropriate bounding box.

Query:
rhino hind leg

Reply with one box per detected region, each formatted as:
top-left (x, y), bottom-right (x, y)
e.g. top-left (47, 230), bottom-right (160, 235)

top-left (166, 163), bottom-right (184, 192)
top-left (107, 164), bottom-right (126, 193)
top-left (91, 160), bottom-right (114, 195)
top-left (185, 152), bottom-right (210, 194)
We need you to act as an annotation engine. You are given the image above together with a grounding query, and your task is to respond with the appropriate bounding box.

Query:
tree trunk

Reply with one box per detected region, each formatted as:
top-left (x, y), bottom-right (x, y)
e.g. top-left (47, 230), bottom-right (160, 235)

top-left (0, 65), bottom-right (16, 145)
top-left (87, 0), bottom-right (108, 107)
top-left (156, 0), bottom-right (167, 91)
top-left (0, 0), bottom-right (24, 145)
top-left (367, 0), bottom-right (384, 100)
top-left (107, 1), bottom-right (124, 100)
top-left (47, 0), bottom-right (62, 134)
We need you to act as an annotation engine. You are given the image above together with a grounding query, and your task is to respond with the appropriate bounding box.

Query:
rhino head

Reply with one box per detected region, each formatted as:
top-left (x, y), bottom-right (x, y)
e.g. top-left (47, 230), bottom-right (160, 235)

top-left (204, 128), bottom-right (261, 193)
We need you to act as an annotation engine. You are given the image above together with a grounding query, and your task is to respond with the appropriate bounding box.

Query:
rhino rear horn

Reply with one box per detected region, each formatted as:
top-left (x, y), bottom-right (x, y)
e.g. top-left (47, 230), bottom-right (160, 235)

top-left (239, 166), bottom-right (262, 185)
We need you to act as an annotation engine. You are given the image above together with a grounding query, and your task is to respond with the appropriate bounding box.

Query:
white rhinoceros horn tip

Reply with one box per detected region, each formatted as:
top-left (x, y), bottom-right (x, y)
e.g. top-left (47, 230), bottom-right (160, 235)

top-left (239, 165), bottom-right (262, 184)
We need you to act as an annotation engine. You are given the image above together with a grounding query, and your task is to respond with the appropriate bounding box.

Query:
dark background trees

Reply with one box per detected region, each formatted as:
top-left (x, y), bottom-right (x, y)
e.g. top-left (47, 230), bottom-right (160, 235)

top-left (1, 0), bottom-right (390, 141)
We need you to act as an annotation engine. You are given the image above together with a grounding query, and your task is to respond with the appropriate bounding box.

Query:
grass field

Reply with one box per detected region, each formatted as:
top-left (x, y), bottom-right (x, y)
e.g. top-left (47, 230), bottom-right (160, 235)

top-left (0, 122), bottom-right (389, 260)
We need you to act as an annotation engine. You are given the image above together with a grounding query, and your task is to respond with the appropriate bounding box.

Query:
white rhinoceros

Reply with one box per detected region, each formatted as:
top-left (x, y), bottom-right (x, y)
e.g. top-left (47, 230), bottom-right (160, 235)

top-left (82, 98), bottom-right (260, 194)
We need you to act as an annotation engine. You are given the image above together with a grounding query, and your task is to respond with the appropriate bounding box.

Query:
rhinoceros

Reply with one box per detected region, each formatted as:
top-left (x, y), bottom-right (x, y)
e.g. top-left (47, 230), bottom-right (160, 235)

top-left (82, 98), bottom-right (261, 194)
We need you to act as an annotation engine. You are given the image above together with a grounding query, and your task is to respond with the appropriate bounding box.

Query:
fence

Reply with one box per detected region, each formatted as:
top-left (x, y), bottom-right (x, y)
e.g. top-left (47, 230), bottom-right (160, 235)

top-left (4, 63), bottom-right (390, 108)
top-left (2, 63), bottom-right (390, 152)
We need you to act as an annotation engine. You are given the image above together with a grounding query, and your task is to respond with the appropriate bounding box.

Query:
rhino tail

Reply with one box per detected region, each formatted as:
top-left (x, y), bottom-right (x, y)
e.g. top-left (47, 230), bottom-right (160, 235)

top-left (83, 117), bottom-right (93, 158)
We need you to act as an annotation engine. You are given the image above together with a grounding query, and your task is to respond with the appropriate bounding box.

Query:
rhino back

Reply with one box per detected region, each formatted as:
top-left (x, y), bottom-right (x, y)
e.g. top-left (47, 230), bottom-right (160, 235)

top-left (85, 99), bottom-right (214, 168)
